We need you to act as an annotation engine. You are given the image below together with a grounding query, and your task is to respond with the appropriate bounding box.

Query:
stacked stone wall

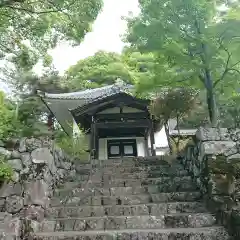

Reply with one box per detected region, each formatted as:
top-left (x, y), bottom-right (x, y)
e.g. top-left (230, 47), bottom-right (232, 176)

top-left (0, 137), bottom-right (76, 238)
top-left (182, 127), bottom-right (240, 238)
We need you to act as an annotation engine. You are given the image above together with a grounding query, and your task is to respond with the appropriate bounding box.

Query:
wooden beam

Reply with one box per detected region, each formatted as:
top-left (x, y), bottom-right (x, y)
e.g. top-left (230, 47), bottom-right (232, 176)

top-left (72, 93), bottom-right (150, 117)
top-left (96, 120), bottom-right (150, 129)
top-left (95, 112), bottom-right (149, 121)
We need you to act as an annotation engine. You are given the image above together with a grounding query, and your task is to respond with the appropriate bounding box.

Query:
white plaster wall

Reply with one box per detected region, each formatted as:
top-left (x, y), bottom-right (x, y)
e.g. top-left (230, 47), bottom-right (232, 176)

top-left (98, 107), bottom-right (120, 114)
top-left (147, 125), bottom-right (169, 156)
top-left (122, 106), bottom-right (143, 113)
top-left (73, 118), bottom-right (81, 138)
top-left (148, 126), bottom-right (169, 149)
top-left (98, 137), bottom-right (146, 160)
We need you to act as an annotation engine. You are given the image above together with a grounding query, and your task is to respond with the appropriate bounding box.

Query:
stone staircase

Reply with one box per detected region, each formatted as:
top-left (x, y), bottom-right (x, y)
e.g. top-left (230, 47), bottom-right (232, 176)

top-left (34, 157), bottom-right (231, 239)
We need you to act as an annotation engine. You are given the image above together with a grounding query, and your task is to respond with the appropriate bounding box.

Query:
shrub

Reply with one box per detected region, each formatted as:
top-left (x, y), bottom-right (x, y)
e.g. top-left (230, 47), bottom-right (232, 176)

top-left (54, 130), bottom-right (88, 161)
top-left (0, 157), bottom-right (13, 181)
top-left (0, 91), bottom-right (22, 140)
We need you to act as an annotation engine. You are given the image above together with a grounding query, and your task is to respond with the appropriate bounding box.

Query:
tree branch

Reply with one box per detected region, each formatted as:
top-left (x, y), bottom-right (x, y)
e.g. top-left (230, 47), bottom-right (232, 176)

top-left (213, 43), bottom-right (232, 88)
top-left (214, 38), bottom-right (240, 87)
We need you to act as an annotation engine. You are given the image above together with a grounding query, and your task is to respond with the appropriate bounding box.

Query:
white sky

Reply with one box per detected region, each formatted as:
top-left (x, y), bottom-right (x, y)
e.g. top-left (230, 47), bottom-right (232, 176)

top-left (0, 0), bottom-right (140, 91)
top-left (49, 0), bottom-right (140, 74)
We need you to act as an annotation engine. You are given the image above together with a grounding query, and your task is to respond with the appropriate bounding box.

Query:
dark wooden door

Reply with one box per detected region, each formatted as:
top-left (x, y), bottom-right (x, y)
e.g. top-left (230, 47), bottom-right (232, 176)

top-left (107, 139), bottom-right (137, 158)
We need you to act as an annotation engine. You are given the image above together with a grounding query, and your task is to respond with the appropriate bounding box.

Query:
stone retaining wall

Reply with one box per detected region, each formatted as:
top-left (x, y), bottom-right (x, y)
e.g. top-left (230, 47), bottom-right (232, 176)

top-left (182, 127), bottom-right (240, 238)
top-left (0, 137), bottom-right (76, 238)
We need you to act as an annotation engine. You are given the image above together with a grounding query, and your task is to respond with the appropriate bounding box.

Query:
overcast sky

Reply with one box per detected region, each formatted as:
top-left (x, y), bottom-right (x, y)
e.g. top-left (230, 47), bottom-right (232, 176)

top-left (49, 0), bottom-right (139, 74)
top-left (0, 0), bottom-right (139, 91)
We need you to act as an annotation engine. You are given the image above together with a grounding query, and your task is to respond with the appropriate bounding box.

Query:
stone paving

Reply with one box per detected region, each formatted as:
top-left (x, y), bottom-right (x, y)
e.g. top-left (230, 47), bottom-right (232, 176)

top-left (34, 157), bottom-right (231, 240)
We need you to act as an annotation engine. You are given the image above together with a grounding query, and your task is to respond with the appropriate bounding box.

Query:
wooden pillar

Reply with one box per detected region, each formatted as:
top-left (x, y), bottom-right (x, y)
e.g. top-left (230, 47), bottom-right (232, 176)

top-left (144, 129), bottom-right (149, 157)
top-left (94, 126), bottom-right (99, 160)
top-left (149, 121), bottom-right (156, 156)
top-left (90, 122), bottom-right (95, 160)
top-left (90, 116), bottom-right (97, 160)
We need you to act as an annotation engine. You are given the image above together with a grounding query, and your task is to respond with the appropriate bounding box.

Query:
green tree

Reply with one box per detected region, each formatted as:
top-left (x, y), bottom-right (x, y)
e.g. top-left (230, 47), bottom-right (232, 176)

top-left (125, 0), bottom-right (240, 126)
top-left (0, 0), bottom-right (103, 58)
top-left (65, 50), bottom-right (156, 90)
top-left (0, 91), bottom-right (21, 140)
top-left (218, 92), bottom-right (240, 128)
top-left (15, 68), bottom-right (70, 137)
top-left (150, 88), bottom-right (197, 153)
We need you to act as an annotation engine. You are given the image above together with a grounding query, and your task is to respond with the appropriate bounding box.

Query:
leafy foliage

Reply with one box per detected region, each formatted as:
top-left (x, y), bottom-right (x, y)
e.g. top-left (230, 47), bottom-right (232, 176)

top-left (125, 0), bottom-right (240, 126)
top-left (219, 92), bottom-right (240, 128)
top-left (0, 91), bottom-right (21, 140)
top-left (65, 50), bottom-right (156, 90)
top-left (150, 88), bottom-right (197, 153)
top-left (150, 88), bottom-right (197, 122)
top-left (0, 0), bottom-right (103, 59)
top-left (0, 158), bottom-right (13, 181)
top-left (55, 130), bottom-right (88, 161)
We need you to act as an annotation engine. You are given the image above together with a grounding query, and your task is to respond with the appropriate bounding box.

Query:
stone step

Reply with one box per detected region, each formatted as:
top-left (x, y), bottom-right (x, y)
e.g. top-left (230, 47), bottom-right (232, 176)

top-left (46, 202), bottom-right (207, 218)
top-left (50, 191), bottom-right (202, 207)
top-left (34, 226), bottom-right (230, 240)
top-left (76, 162), bottom-right (184, 172)
top-left (68, 170), bottom-right (191, 183)
top-left (75, 157), bottom-right (178, 167)
top-left (69, 170), bottom-right (190, 183)
top-left (54, 177), bottom-right (197, 199)
top-left (39, 213), bottom-right (217, 232)
top-left (58, 175), bottom-right (193, 189)
top-left (76, 163), bottom-right (184, 174)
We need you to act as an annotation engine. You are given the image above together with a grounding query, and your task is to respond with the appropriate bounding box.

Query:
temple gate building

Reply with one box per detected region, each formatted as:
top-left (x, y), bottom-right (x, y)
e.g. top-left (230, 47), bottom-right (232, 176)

top-left (39, 80), bottom-right (175, 160)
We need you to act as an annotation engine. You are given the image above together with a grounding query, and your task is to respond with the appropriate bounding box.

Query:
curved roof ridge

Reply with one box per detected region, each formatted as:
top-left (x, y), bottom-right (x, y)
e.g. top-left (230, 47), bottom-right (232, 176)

top-left (42, 81), bottom-right (134, 100)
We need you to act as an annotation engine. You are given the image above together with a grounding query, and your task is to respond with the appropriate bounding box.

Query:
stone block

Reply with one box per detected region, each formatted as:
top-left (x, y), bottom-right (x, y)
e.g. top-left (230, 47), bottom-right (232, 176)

top-left (110, 187), bottom-right (132, 196)
top-left (84, 218), bottom-right (105, 230)
top-left (6, 195), bottom-right (23, 214)
top-left (91, 206), bottom-right (105, 217)
top-left (24, 180), bottom-right (49, 207)
top-left (0, 147), bottom-right (11, 159)
top-left (188, 213), bottom-right (216, 228)
top-left (208, 174), bottom-right (235, 195)
top-left (104, 205), bottom-right (125, 216)
top-left (0, 182), bottom-right (22, 198)
top-left (151, 204), bottom-right (168, 215)
top-left (125, 216), bottom-right (165, 229)
top-left (40, 221), bottom-right (56, 232)
top-left (121, 195), bottom-right (150, 205)
top-left (25, 205), bottom-right (45, 221)
top-left (5, 217), bottom-right (22, 236)
top-left (31, 148), bottom-right (57, 174)
top-left (196, 127), bottom-right (229, 141)
top-left (61, 207), bottom-right (91, 218)
top-left (201, 141), bottom-right (237, 156)
top-left (131, 205), bottom-right (149, 215)
top-left (104, 217), bottom-right (126, 230)
top-left (91, 196), bottom-right (102, 206)
top-left (7, 159), bottom-right (23, 172)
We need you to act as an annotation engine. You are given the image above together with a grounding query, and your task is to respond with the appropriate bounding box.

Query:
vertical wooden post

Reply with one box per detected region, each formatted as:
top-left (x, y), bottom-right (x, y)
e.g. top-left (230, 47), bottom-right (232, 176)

top-left (144, 129), bottom-right (149, 157)
top-left (94, 125), bottom-right (99, 160)
top-left (149, 121), bottom-right (156, 156)
top-left (90, 122), bottom-right (94, 160)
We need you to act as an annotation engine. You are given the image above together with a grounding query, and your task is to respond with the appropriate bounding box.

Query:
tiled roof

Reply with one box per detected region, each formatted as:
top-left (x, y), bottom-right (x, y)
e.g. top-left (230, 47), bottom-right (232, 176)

top-left (43, 80), bottom-right (134, 101)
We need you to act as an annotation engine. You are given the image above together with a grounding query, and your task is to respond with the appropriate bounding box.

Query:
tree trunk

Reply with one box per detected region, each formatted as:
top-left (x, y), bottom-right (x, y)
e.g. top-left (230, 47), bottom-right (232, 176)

top-left (204, 68), bottom-right (219, 127)
top-left (206, 88), bottom-right (218, 127)
top-left (164, 123), bottom-right (173, 154)
top-left (176, 114), bottom-right (181, 155)
top-left (47, 113), bottom-right (54, 131)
